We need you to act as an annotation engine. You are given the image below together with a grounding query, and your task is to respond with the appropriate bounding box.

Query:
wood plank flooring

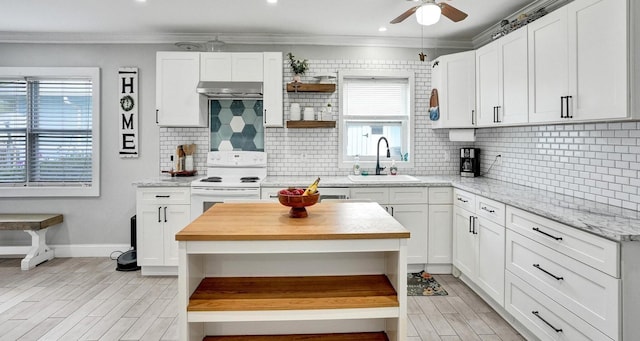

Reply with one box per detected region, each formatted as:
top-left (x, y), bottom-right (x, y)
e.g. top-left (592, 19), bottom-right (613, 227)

top-left (0, 257), bottom-right (525, 340)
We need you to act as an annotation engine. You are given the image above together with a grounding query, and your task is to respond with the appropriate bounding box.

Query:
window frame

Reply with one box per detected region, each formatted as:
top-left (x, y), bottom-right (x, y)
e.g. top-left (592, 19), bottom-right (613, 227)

top-left (338, 69), bottom-right (415, 170)
top-left (0, 67), bottom-right (100, 197)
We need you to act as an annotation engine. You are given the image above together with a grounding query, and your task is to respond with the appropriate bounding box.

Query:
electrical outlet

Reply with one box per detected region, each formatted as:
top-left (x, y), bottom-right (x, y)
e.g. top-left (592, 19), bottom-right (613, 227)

top-left (442, 150), bottom-right (450, 162)
top-left (496, 154), bottom-right (502, 166)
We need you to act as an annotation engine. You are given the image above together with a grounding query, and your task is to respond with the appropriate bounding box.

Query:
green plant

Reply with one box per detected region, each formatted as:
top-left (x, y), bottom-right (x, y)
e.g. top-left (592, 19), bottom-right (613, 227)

top-left (286, 52), bottom-right (309, 75)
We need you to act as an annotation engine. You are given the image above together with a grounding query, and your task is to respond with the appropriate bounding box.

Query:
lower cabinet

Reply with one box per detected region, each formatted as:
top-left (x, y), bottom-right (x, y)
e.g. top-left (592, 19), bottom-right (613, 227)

top-left (350, 187), bottom-right (428, 265)
top-left (452, 189), bottom-right (506, 306)
top-left (136, 187), bottom-right (191, 275)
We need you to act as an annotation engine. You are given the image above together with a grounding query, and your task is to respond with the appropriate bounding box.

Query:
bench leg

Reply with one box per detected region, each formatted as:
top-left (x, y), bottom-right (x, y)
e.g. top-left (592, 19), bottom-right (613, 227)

top-left (21, 229), bottom-right (54, 270)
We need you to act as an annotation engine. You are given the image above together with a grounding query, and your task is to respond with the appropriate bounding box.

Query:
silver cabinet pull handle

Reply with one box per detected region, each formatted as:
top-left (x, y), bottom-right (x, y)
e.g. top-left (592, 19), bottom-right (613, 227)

top-left (457, 197), bottom-right (468, 203)
top-left (164, 207), bottom-right (168, 223)
top-left (481, 206), bottom-right (495, 213)
top-left (158, 207), bottom-right (161, 223)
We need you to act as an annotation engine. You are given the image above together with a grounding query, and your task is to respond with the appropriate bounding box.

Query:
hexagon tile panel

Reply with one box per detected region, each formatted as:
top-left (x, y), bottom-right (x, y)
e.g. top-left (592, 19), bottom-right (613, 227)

top-left (210, 99), bottom-right (264, 151)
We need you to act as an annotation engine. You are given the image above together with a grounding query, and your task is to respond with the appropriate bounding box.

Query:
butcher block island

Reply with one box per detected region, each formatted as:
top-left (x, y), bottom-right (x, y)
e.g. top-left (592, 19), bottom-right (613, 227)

top-left (176, 202), bottom-right (410, 341)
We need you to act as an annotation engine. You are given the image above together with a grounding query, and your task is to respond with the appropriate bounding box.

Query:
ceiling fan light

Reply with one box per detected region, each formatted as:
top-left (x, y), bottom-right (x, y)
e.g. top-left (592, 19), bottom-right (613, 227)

top-left (416, 3), bottom-right (441, 26)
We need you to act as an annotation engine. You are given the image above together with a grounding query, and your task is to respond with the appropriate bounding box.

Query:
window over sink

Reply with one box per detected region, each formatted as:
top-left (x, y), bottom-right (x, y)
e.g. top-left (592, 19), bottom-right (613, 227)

top-left (338, 70), bottom-right (414, 169)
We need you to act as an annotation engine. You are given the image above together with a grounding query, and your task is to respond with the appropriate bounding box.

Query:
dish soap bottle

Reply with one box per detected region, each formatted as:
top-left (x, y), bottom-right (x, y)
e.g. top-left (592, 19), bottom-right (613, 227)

top-left (390, 160), bottom-right (398, 175)
top-left (353, 156), bottom-right (361, 175)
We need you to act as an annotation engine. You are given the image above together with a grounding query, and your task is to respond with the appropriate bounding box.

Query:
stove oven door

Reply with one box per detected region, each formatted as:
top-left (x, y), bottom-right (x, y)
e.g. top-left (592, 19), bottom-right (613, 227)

top-left (190, 186), bottom-right (261, 221)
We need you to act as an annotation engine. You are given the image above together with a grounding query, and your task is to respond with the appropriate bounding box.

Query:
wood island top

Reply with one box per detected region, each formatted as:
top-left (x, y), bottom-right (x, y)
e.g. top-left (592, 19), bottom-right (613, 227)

top-left (175, 202), bottom-right (410, 241)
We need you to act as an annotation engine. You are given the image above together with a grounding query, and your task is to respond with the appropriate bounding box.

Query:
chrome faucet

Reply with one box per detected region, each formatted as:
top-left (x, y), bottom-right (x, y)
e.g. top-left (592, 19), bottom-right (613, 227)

top-left (376, 137), bottom-right (390, 175)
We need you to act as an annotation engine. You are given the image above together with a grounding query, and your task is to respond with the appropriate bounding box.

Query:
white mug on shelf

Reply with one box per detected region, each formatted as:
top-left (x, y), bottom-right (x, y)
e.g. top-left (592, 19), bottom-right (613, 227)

top-left (303, 107), bottom-right (315, 120)
top-left (290, 103), bottom-right (301, 120)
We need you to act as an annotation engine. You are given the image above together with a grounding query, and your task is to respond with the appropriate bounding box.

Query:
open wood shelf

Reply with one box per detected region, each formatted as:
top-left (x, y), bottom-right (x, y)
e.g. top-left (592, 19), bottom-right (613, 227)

top-left (188, 275), bottom-right (398, 312)
top-left (203, 332), bottom-right (389, 341)
top-left (287, 83), bottom-right (336, 92)
top-left (286, 120), bottom-right (336, 129)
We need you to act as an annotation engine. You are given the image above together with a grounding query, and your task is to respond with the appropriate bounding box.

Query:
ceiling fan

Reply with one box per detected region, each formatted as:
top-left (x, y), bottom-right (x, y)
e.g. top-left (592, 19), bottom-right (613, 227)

top-left (390, 0), bottom-right (468, 26)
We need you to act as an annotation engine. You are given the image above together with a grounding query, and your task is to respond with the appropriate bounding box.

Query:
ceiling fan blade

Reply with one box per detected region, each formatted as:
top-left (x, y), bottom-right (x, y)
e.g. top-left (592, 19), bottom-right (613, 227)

top-left (440, 3), bottom-right (468, 22)
top-left (390, 5), bottom-right (420, 24)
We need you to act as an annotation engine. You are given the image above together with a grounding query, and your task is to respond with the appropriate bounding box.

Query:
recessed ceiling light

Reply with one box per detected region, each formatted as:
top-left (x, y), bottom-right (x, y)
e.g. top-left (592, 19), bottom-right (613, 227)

top-left (267, 0), bottom-right (277, 3)
top-left (378, 27), bottom-right (388, 32)
top-left (135, 0), bottom-right (146, 2)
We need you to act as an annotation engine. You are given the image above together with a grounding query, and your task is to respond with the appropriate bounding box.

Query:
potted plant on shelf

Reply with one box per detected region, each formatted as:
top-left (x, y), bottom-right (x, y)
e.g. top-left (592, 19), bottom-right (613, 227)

top-left (286, 52), bottom-right (308, 83)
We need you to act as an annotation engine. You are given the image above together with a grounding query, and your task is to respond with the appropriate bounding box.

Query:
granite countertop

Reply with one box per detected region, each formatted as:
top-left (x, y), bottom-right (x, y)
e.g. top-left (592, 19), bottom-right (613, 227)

top-left (134, 174), bottom-right (640, 242)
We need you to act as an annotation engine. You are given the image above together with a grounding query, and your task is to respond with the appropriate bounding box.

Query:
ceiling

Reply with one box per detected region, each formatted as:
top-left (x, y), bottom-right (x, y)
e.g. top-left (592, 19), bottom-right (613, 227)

top-left (0, 0), bottom-right (544, 48)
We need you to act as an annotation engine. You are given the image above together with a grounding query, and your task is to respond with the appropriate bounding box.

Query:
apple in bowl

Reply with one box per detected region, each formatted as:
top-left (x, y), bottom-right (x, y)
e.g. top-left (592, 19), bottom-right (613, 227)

top-left (277, 188), bottom-right (320, 218)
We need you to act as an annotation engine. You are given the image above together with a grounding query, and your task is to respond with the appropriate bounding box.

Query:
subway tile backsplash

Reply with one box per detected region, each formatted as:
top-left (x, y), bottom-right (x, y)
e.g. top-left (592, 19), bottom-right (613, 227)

top-left (159, 57), bottom-right (640, 212)
top-left (476, 122), bottom-right (640, 211)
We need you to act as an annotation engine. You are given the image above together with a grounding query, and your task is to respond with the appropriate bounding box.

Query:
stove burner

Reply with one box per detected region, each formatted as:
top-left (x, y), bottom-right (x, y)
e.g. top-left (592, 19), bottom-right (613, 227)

top-left (201, 177), bottom-right (222, 182)
top-left (240, 176), bottom-right (260, 183)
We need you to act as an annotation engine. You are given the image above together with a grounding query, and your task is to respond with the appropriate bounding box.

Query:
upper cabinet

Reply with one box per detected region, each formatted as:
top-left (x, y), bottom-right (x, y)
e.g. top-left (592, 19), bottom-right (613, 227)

top-left (529, 0), bottom-right (628, 123)
top-left (156, 52), bottom-right (208, 127)
top-left (476, 27), bottom-right (528, 126)
top-left (262, 52), bottom-right (284, 127)
top-left (157, 51), bottom-right (284, 128)
top-left (431, 50), bottom-right (476, 128)
top-left (200, 52), bottom-right (264, 81)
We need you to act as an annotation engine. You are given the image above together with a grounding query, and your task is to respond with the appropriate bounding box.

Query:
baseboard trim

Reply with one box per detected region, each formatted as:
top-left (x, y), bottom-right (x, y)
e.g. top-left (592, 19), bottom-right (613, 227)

top-left (51, 244), bottom-right (131, 258)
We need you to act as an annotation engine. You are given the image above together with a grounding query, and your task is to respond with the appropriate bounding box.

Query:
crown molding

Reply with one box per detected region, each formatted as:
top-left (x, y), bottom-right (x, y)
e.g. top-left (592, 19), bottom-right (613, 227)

top-left (471, 0), bottom-right (570, 48)
top-left (0, 31), bottom-right (474, 49)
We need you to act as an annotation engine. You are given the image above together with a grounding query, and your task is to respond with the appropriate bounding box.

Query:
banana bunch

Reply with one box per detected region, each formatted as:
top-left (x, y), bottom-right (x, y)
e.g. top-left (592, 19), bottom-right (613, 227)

top-left (302, 177), bottom-right (321, 196)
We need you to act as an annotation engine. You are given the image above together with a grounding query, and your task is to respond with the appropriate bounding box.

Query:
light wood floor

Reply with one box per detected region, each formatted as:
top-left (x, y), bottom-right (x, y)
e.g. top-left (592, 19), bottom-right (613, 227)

top-left (0, 257), bottom-right (525, 341)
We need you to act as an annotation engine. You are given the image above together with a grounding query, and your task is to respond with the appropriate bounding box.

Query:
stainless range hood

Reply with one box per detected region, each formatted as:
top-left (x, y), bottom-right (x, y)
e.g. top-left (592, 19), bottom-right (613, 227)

top-left (196, 81), bottom-right (263, 98)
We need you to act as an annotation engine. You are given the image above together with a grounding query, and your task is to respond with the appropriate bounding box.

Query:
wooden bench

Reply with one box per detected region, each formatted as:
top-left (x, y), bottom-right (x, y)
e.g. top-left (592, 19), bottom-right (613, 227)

top-left (0, 214), bottom-right (63, 270)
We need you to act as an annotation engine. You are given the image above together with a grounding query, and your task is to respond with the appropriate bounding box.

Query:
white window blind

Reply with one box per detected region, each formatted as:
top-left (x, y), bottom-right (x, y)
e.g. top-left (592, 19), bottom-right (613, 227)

top-left (343, 78), bottom-right (408, 117)
top-left (0, 77), bottom-right (94, 186)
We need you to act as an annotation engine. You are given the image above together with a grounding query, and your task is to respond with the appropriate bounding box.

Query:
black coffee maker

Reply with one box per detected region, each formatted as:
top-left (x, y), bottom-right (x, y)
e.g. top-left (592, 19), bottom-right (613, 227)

top-left (460, 148), bottom-right (480, 177)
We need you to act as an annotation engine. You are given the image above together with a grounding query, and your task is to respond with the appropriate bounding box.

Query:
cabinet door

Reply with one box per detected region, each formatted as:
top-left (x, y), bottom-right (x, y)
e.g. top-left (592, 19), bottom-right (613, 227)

top-left (164, 204), bottom-right (191, 266)
top-left (232, 53), bottom-right (264, 81)
top-left (156, 52), bottom-right (206, 127)
top-left (137, 204), bottom-right (165, 266)
top-left (452, 206), bottom-right (476, 276)
top-left (499, 27), bottom-right (529, 125)
top-left (392, 204), bottom-right (428, 265)
top-left (428, 204), bottom-right (453, 264)
top-left (567, 0), bottom-right (627, 120)
top-left (263, 52), bottom-right (284, 127)
top-left (437, 50), bottom-right (476, 128)
top-left (476, 40), bottom-right (500, 126)
top-left (476, 217), bottom-right (505, 306)
top-left (200, 52), bottom-right (232, 81)
top-left (528, 7), bottom-right (569, 123)
top-left (350, 187), bottom-right (389, 205)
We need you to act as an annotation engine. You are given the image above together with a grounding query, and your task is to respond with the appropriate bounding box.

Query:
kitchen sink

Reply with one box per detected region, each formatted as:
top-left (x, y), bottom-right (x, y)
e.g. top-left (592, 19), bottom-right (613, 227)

top-left (348, 174), bottom-right (421, 183)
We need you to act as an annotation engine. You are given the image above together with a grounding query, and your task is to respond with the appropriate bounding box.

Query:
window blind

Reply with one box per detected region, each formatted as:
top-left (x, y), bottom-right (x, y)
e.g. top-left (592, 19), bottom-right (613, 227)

top-left (343, 78), bottom-right (409, 117)
top-left (0, 78), bottom-right (93, 185)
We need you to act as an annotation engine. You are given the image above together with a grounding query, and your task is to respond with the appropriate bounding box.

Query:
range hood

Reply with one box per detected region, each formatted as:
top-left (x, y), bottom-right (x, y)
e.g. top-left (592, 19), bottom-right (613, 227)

top-left (196, 81), bottom-right (263, 98)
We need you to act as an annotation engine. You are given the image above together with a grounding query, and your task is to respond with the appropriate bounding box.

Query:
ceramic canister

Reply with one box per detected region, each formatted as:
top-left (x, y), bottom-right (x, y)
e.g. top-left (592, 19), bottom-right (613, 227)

top-left (290, 103), bottom-right (301, 120)
top-left (303, 107), bottom-right (315, 120)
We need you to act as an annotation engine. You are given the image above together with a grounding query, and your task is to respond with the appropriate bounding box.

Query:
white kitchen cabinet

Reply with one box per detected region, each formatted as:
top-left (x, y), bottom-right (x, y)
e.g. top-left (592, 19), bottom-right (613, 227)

top-left (262, 52), bottom-right (284, 127)
top-left (476, 27), bottom-right (528, 126)
top-left (427, 187), bottom-right (453, 269)
top-left (350, 187), bottom-right (428, 265)
top-left (528, 0), bottom-right (628, 123)
top-left (156, 52), bottom-right (208, 127)
top-left (136, 187), bottom-right (191, 275)
top-left (431, 50), bottom-right (476, 128)
top-left (200, 52), bottom-right (264, 81)
top-left (452, 189), bottom-right (505, 306)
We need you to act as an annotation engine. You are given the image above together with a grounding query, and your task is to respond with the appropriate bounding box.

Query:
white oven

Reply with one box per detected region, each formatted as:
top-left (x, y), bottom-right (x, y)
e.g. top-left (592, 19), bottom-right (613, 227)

top-left (190, 151), bottom-right (267, 221)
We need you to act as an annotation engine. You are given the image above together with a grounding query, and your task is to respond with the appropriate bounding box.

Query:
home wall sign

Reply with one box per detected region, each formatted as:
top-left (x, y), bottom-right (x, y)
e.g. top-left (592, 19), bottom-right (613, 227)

top-left (118, 67), bottom-right (138, 158)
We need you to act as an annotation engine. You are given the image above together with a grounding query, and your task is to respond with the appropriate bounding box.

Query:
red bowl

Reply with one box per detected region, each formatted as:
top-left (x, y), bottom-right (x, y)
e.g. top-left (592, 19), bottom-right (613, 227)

top-left (278, 192), bottom-right (320, 217)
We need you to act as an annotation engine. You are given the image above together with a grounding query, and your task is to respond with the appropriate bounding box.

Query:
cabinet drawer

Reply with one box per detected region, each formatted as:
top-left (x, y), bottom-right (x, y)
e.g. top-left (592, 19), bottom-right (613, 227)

top-left (475, 196), bottom-right (505, 226)
top-left (137, 187), bottom-right (191, 205)
top-left (506, 206), bottom-right (619, 277)
top-left (505, 271), bottom-right (614, 341)
top-left (389, 187), bottom-right (427, 204)
top-left (349, 187), bottom-right (389, 203)
top-left (506, 230), bottom-right (619, 338)
top-left (428, 187), bottom-right (453, 204)
top-left (453, 189), bottom-right (475, 211)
